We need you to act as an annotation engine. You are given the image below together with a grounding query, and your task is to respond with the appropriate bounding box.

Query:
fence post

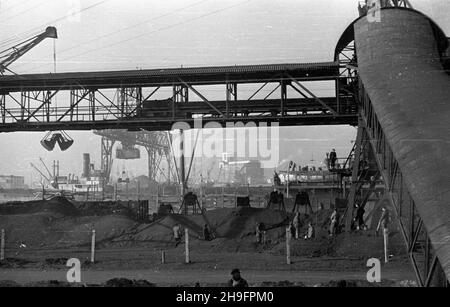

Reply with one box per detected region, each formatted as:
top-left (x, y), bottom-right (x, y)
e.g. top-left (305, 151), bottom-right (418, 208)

top-left (91, 229), bottom-right (96, 263)
top-left (222, 187), bottom-right (225, 208)
top-left (383, 228), bottom-right (389, 263)
top-left (185, 228), bottom-right (190, 264)
top-left (161, 251), bottom-right (166, 264)
top-left (286, 227), bottom-right (291, 265)
top-left (1, 229), bottom-right (5, 261)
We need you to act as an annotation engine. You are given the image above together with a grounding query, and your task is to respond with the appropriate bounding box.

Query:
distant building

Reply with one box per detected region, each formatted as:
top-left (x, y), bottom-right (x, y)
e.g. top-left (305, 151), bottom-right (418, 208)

top-left (0, 175), bottom-right (26, 190)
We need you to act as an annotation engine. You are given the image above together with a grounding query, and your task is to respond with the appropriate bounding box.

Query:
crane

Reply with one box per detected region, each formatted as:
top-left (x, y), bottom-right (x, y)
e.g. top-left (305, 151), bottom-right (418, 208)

top-left (0, 26), bottom-right (57, 75)
top-left (0, 26), bottom-right (75, 151)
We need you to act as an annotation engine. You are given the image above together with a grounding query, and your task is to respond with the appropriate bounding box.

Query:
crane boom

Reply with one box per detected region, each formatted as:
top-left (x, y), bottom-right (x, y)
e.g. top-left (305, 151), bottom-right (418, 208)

top-left (30, 163), bottom-right (50, 183)
top-left (39, 157), bottom-right (53, 179)
top-left (0, 26), bottom-right (57, 74)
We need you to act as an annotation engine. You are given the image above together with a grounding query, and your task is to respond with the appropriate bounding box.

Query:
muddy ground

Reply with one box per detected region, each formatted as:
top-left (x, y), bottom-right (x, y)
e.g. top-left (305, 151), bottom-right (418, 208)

top-left (0, 197), bottom-right (416, 287)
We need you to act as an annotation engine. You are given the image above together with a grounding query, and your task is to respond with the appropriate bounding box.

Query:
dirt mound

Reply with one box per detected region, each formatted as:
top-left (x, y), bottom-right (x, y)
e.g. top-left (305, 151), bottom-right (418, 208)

top-left (0, 212), bottom-right (137, 249)
top-left (74, 201), bottom-right (137, 217)
top-left (0, 196), bottom-right (79, 216)
top-left (107, 207), bottom-right (289, 251)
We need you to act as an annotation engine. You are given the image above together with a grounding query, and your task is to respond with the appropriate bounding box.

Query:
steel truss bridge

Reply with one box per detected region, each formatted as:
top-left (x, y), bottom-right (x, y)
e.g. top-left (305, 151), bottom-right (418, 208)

top-left (0, 6), bottom-right (449, 286)
top-left (0, 62), bottom-right (357, 132)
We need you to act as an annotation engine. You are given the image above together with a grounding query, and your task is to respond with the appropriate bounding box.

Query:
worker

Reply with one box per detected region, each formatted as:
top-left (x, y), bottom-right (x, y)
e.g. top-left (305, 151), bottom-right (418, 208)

top-left (273, 171), bottom-right (281, 186)
top-left (289, 221), bottom-right (296, 239)
top-left (173, 223), bottom-right (182, 247)
top-left (354, 204), bottom-right (367, 231)
top-left (227, 269), bottom-right (249, 287)
top-left (329, 149), bottom-right (337, 169)
top-left (304, 222), bottom-right (315, 240)
top-left (293, 212), bottom-right (301, 239)
top-left (376, 207), bottom-right (390, 236)
top-left (277, 191), bottom-right (286, 212)
top-left (256, 222), bottom-right (266, 244)
top-left (267, 188), bottom-right (279, 209)
top-left (203, 224), bottom-right (211, 241)
top-left (329, 208), bottom-right (339, 236)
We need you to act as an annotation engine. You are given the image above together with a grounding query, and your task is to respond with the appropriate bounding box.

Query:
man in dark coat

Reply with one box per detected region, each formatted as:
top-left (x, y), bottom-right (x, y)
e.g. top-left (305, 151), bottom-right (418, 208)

top-left (228, 269), bottom-right (249, 287)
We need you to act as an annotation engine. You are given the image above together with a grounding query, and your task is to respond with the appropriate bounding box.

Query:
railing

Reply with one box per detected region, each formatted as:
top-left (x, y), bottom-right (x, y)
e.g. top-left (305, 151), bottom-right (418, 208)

top-left (359, 82), bottom-right (446, 286)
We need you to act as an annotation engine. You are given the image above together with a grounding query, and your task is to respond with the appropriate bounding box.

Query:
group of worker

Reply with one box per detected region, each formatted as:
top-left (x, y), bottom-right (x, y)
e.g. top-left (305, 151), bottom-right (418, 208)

top-left (290, 212), bottom-right (315, 240)
top-left (172, 223), bottom-right (213, 246)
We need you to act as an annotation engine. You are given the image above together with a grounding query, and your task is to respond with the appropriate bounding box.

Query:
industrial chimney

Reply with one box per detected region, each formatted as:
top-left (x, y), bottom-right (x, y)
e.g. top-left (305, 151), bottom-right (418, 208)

top-left (82, 153), bottom-right (91, 178)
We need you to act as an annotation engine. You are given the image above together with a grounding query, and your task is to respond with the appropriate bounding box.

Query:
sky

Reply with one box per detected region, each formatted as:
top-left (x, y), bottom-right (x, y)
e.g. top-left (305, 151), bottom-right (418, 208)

top-left (0, 0), bottom-right (449, 186)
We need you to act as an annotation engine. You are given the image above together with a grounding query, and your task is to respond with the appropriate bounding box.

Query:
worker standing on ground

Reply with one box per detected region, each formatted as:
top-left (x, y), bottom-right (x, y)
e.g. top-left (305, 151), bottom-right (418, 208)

top-left (277, 191), bottom-right (286, 212)
top-left (267, 188), bottom-right (279, 209)
top-left (329, 149), bottom-right (337, 169)
top-left (304, 222), bottom-right (315, 240)
top-left (227, 269), bottom-right (249, 287)
top-left (289, 221), bottom-right (296, 239)
top-left (173, 223), bottom-right (183, 247)
top-left (329, 208), bottom-right (339, 236)
top-left (293, 212), bottom-right (301, 239)
top-left (255, 222), bottom-right (265, 244)
top-left (203, 224), bottom-right (211, 241)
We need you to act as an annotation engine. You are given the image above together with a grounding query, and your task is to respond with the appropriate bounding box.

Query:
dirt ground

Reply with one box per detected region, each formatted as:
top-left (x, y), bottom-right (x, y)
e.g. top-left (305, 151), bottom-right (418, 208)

top-left (0, 197), bottom-right (416, 287)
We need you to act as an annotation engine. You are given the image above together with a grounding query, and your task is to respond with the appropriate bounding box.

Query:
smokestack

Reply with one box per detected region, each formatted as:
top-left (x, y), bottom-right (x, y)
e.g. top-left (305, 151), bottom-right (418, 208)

top-left (83, 153), bottom-right (91, 178)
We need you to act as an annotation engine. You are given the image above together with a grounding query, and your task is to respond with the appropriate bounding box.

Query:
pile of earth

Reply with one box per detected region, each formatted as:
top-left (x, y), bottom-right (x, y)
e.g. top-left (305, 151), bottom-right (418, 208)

top-left (107, 207), bottom-right (290, 252)
top-left (0, 196), bottom-right (79, 216)
top-left (0, 196), bottom-right (407, 260)
top-left (0, 197), bottom-right (137, 249)
top-left (73, 200), bottom-right (138, 218)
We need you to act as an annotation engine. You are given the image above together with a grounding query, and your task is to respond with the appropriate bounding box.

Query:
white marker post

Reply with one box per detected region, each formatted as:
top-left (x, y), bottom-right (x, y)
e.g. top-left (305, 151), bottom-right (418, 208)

top-left (91, 229), bottom-right (96, 263)
top-left (383, 227), bottom-right (389, 263)
top-left (185, 228), bottom-right (190, 264)
top-left (1, 229), bottom-right (5, 261)
top-left (286, 227), bottom-right (291, 265)
top-left (161, 251), bottom-right (166, 264)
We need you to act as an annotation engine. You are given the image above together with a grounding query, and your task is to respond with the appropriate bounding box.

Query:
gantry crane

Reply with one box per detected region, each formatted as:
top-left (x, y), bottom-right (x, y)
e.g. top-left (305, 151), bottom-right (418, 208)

top-left (93, 130), bottom-right (173, 184)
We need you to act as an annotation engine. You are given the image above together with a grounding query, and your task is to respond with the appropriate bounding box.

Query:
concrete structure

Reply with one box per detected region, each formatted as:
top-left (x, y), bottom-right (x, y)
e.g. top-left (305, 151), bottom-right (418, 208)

top-left (354, 8), bottom-right (450, 283)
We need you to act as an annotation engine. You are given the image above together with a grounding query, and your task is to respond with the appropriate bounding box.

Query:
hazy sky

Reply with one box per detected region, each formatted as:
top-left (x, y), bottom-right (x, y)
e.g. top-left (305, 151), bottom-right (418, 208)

top-left (0, 0), bottom-right (449, 185)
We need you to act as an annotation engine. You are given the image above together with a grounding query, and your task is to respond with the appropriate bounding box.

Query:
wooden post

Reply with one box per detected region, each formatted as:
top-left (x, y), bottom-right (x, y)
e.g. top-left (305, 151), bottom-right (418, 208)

top-left (185, 228), bottom-right (190, 264)
top-left (383, 228), bottom-right (389, 263)
top-left (91, 229), bottom-right (96, 263)
top-left (286, 227), bottom-right (291, 265)
top-left (1, 229), bottom-right (5, 261)
top-left (161, 251), bottom-right (166, 264)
